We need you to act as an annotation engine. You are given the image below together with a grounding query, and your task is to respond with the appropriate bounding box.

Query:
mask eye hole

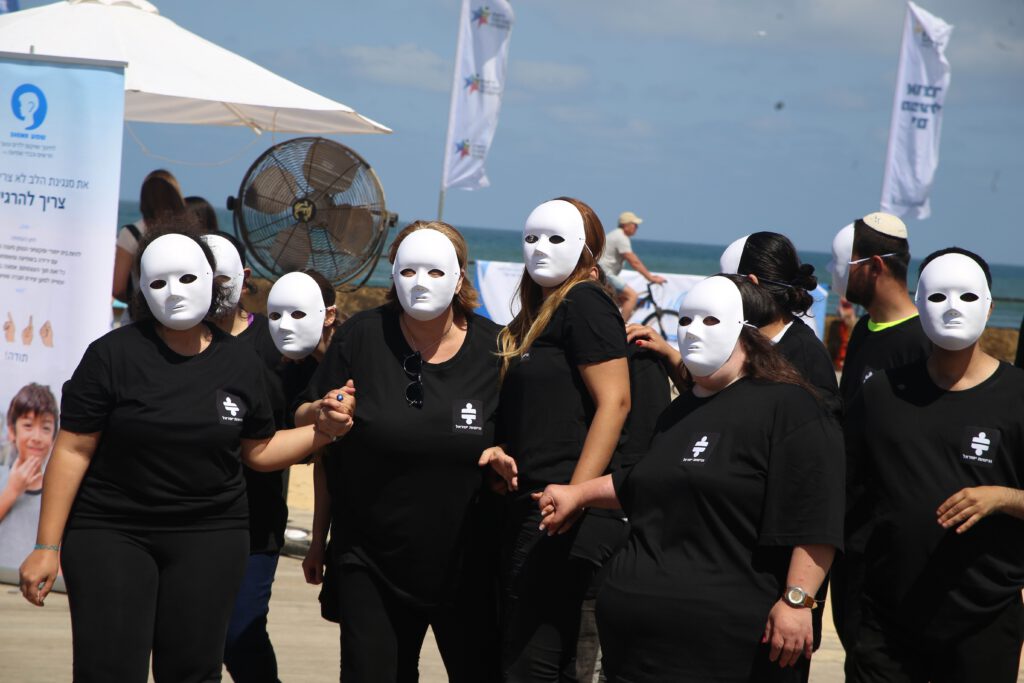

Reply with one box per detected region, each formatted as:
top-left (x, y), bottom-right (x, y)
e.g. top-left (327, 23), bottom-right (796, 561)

top-left (549, 235), bottom-right (565, 244)
top-left (428, 269), bottom-right (445, 278)
top-left (679, 316), bottom-right (693, 326)
top-left (291, 311), bottom-right (307, 320)
top-left (927, 293), bottom-right (947, 303)
top-left (179, 274), bottom-right (198, 284)
top-left (961, 292), bottom-right (979, 302)
top-left (214, 275), bottom-right (230, 285)
top-left (524, 235), bottom-right (538, 244)
top-left (149, 279), bottom-right (167, 290)
top-left (268, 312), bottom-right (282, 321)
top-left (399, 268), bottom-right (415, 277)
top-left (703, 316), bottom-right (721, 326)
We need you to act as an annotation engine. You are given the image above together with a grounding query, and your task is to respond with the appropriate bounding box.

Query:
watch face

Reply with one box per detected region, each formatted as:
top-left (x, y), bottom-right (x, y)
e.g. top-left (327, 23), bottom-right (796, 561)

top-left (786, 588), bottom-right (805, 604)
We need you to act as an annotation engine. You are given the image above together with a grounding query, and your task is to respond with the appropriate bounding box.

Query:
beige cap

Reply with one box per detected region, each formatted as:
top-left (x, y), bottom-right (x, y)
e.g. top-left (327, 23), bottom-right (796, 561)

top-left (859, 212), bottom-right (907, 239)
top-left (618, 211), bottom-right (643, 226)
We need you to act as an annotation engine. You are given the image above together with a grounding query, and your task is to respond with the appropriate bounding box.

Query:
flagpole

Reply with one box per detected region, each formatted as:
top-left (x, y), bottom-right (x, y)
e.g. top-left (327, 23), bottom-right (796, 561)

top-left (438, 0), bottom-right (468, 221)
top-left (437, 188), bottom-right (447, 222)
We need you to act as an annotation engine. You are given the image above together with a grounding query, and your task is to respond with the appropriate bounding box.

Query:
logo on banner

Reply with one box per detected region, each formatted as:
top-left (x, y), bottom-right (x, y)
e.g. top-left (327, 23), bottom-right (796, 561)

top-left (10, 84), bottom-right (47, 131)
top-left (681, 432), bottom-right (720, 465)
top-left (960, 426), bottom-right (1000, 466)
top-left (217, 390), bottom-right (247, 425)
top-left (455, 139), bottom-right (487, 160)
top-left (452, 399), bottom-right (484, 435)
top-left (471, 5), bottom-right (511, 30)
top-left (913, 21), bottom-right (935, 48)
top-left (463, 73), bottom-right (501, 96)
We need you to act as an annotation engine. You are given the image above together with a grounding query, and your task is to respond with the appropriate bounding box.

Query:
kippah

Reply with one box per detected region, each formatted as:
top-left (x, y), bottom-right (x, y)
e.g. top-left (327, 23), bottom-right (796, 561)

top-left (858, 212), bottom-right (908, 239)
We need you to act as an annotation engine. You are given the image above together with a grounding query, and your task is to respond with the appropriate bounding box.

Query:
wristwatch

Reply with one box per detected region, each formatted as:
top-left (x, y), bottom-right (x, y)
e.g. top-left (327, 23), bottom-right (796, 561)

top-left (782, 586), bottom-right (819, 609)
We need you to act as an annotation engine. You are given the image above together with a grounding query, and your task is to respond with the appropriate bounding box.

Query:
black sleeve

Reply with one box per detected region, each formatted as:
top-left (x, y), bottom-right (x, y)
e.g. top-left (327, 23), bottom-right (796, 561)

top-left (611, 465), bottom-right (635, 517)
top-left (799, 344), bottom-right (842, 421)
top-left (1016, 314), bottom-right (1024, 369)
top-left (59, 342), bottom-right (114, 434)
top-left (758, 391), bottom-right (845, 550)
top-left (295, 323), bottom-right (353, 412)
top-left (241, 365), bottom-right (277, 440)
top-left (563, 283), bottom-right (627, 366)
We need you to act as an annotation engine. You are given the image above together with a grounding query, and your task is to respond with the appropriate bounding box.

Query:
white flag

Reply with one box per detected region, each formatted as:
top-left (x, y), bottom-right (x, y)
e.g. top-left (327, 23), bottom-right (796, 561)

top-left (441, 0), bottom-right (514, 191)
top-left (880, 2), bottom-right (953, 220)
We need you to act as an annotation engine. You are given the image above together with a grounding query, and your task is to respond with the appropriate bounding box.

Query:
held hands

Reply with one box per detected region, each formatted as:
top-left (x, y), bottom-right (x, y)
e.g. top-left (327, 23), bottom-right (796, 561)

top-left (316, 380), bottom-right (356, 440)
top-left (532, 484), bottom-right (584, 536)
top-left (478, 446), bottom-right (517, 492)
top-left (937, 486), bottom-right (1009, 533)
top-left (19, 549), bottom-right (59, 607)
top-left (763, 600), bottom-right (813, 668)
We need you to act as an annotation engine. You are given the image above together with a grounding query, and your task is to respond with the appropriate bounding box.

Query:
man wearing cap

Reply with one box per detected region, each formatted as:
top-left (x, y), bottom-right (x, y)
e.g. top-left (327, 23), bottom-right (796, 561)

top-left (827, 211), bottom-right (932, 674)
top-left (598, 211), bottom-right (666, 320)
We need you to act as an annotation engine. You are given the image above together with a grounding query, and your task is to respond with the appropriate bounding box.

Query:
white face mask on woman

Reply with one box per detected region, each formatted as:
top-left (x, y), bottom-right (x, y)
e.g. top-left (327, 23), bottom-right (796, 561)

top-left (267, 272), bottom-right (327, 359)
top-left (677, 276), bottom-right (746, 378)
top-left (827, 223), bottom-right (855, 299)
top-left (522, 200), bottom-right (587, 288)
top-left (139, 234), bottom-right (213, 330)
top-left (199, 234), bottom-right (245, 315)
top-left (915, 253), bottom-right (992, 351)
top-left (392, 229), bottom-right (462, 322)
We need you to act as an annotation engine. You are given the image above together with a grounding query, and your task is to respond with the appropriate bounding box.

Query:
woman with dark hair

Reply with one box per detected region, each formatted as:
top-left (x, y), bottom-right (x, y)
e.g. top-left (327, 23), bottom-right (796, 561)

top-left (479, 197), bottom-right (630, 681)
top-left (295, 221), bottom-right (502, 682)
top-left (536, 275), bottom-right (844, 683)
top-left (112, 169), bottom-right (187, 304)
top-left (18, 229), bottom-right (353, 682)
top-left (186, 196), bottom-right (220, 233)
top-left (719, 231), bottom-right (841, 419)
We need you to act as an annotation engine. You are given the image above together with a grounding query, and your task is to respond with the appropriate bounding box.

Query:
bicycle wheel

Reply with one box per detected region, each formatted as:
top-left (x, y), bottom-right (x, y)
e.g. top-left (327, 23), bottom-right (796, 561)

top-left (641, 310), bottom-right (680, 345)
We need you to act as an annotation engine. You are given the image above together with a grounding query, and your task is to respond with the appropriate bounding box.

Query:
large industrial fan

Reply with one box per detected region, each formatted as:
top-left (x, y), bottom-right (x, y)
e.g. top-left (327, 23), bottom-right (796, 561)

top-left (227, 137), bottom-right (397, 289)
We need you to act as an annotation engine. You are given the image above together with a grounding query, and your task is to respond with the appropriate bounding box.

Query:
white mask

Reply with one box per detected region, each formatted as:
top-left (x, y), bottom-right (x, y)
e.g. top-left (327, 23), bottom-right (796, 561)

top-left (915, 253), bottom-right (992, 351)
top-left (200, 234), bottom-right (245, 315)
top-left (827, 224), bottom-right (855, 299)
top-left (391, 229), bottom-right (462, 322)
top-left (677, 276), bottom-right (746, 377)
top-left (523, 200), bottom-right (587, 288)
top-left (139, 233), bottom-right (213, 330)
top-left (267, 272), bottom-right (327, 359)
top-left (719, 235), bottom-right (749, 274)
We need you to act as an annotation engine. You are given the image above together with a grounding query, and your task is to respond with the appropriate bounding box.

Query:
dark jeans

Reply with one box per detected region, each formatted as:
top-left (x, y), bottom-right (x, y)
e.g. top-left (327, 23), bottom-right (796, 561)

top-left (224, 551), bottom-right (281, 683)
top-left (501, 507), bottom-right (594, 682)
top-left (332, 563), bottom-right (499, 683)
top-left (61, 526), bottom-right (249, 683)
top-left (849, 598), bottom-right (1024, 683)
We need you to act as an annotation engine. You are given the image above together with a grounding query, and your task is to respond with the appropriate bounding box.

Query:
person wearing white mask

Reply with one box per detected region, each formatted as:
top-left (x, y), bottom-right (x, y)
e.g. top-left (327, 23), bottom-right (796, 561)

top-left (295, 221), bottom-right (503, 683)
top-left (845, 248), bottom-right (1024, 683)
top-left (826, 213), bottom-right (931, 666)
top-left (533, 275), bottom-right (843, 683)
top-left (18, 230), bottom-right (353, 682)
top-left (478, 196), bottom-right (630, 682)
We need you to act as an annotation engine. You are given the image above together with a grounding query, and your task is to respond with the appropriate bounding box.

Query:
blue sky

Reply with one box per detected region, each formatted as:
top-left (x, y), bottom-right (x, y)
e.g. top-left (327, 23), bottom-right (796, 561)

top-left (20, 0), bottom-right (1024, 263)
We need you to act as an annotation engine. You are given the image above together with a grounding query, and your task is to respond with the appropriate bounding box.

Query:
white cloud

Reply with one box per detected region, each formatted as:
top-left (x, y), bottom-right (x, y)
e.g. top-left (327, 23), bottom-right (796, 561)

top-left (339, 43), bottom-right (450, 93)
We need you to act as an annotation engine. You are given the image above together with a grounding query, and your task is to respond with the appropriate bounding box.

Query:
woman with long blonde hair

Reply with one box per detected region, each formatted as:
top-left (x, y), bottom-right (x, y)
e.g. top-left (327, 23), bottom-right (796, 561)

top-left (480, 197), bottom-right (630, 682)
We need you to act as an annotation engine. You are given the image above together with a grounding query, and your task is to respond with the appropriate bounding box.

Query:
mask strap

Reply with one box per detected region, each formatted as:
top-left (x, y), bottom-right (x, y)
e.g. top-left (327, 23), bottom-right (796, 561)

top-left (583, 243), bottom-right (595, 259)
top-left (742, 321), bottom-right (759, 329)
top-left (739, 272), bottom-right (795, 290)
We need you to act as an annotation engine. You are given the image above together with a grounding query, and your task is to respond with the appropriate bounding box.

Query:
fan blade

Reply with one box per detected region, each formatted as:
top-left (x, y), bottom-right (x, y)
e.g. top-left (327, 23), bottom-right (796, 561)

top-left (323, 206), bottom-right (376, 257)
top-left (268, 224), bottom-right (312, 271)
top-left (304, 143), bottom-right (360, 197)
top-left (244, 165), bottom-right (300, 214)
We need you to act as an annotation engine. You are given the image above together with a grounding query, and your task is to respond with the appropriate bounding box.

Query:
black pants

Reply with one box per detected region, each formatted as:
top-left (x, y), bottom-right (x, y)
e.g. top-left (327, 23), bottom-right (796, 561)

top-left (849, 598), bottom-right (1024, 683)
top-left (61, 526), bottom-right (249, 683)
top-left (501, 508), bottom-right (594, 682)
top-left (332, 563), bottom-right (499, 683)
top-left (223, 551), bottom-right (281, 683)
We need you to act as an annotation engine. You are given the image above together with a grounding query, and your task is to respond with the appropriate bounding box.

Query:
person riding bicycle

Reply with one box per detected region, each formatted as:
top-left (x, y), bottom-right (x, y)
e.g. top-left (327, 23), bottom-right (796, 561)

top-left (598, 211), bottom-right (666, 320)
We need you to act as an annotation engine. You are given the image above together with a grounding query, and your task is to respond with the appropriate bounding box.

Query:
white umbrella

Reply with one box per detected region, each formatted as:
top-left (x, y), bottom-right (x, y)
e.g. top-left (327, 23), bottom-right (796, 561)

top-left (0, 0), bottom-right (391, 135)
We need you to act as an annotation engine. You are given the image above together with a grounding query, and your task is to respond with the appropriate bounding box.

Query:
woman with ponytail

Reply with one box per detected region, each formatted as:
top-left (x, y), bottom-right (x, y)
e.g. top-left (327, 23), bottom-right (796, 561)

top-left (479, 197), bottom-right (630, 682)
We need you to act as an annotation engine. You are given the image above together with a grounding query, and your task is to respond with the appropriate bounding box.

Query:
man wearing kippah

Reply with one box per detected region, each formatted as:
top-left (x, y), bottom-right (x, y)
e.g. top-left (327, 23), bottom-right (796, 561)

top-left (598, 211), bottom-right (666, 320)
top-left (827, 211), bottom-right (932, 676)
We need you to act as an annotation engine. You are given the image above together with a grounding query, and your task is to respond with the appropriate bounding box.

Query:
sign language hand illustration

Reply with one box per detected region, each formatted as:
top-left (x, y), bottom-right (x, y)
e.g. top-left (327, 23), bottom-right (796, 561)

top-left (40, 320), bottom-right (53, 348)
top-left (21, 315), bottom-right (33, 346)
top-left (3, 312), bottom-right (13, 343)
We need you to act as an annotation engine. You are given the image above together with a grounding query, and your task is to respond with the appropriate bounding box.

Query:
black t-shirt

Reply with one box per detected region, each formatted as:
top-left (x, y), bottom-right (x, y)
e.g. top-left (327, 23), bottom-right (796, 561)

top-left (300, 306), bottom-right (502, 607)
top-left (61, 321), bottom-right (276, 531)
top-left (497, 282), bottom-right (627, 495)
top-left (236, 314), bottom-right (315, 554)
top-left (612, 344), bottom-right (672, 471)
top-left (846, 360), bottom-right (1024, 639)
top-left (600, 379), bottom-right (844, 681)
top-left (776, 320), bottom-right (841, 420)
top-left (1015, 314), bottom-right (1024, 369)
top-left (839, 314), bottom-right (931, 408)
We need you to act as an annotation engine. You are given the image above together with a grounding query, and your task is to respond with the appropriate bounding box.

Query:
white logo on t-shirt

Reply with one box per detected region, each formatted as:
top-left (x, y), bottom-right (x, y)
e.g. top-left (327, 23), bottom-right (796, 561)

top-left (960, 426), bottom-right (1000, 466)
top-left (970, 432), bottom-right (990, 457)
top-left (452, 399), bottom-right (484, 435)
top-left (691, 436), bottom-right (709, 458)
top-left (223, 397), bottom-right (240, 417)
top-left (461, 403), bottom-right (477, 425)
top-left (681, 432), bottom-right (719, 465)
top-left (216, 390), bottom-right (246, 425)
